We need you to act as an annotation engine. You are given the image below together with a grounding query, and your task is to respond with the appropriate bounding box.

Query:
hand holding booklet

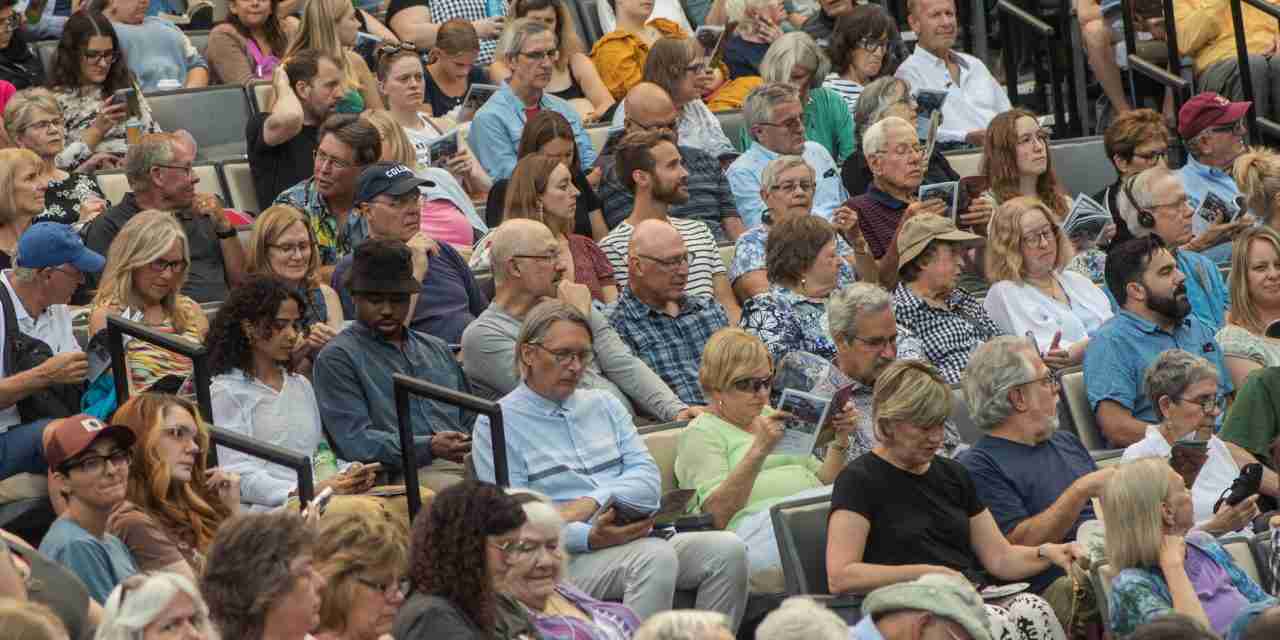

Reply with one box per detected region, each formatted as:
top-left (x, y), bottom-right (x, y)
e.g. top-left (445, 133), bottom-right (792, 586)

top-left (1061, 193), bottom-right (1112, 249)
top-left (773, 389), bottom-right (834, 456)
top-left (594, 489), bottom-right (696, 526)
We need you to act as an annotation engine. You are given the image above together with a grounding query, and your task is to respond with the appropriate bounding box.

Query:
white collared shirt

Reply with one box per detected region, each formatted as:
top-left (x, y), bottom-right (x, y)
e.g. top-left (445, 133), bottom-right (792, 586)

top-left (983, 270), bottom-right (1114, 352)
top-left (0, 271), bottom-right (81, 430)
top-left (895, 46), bottom-right (1012, 143)
top-left (1123, 426), bottom-right (1239, 523)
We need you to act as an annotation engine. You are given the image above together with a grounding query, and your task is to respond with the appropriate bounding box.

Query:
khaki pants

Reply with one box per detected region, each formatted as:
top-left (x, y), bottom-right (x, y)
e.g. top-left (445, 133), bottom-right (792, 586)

top-left (416, 458), bottom-right (466, 493)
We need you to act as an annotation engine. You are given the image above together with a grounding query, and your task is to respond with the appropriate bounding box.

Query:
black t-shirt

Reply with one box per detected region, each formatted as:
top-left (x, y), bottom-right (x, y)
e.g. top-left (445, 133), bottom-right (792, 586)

top-left (831, 452), bottom-right (986, 574)
top-left (423, 65), bottom-right (492, 118)
top-left (246, 111), bottom-right (320, 206)
top-left (485, 169), bottom-right (602, 236)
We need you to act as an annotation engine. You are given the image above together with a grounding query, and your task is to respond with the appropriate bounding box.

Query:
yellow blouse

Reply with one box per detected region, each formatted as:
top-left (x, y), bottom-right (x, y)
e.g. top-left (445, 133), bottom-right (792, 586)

top-left (589, 18), bottom-right (687, 101)
top-left (1174, 0), bottom-right (1280, 73)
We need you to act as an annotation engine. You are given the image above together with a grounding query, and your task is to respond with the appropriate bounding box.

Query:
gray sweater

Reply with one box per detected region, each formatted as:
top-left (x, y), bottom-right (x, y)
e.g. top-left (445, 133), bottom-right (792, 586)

top-left (460, 304), bottom-right (686, 421)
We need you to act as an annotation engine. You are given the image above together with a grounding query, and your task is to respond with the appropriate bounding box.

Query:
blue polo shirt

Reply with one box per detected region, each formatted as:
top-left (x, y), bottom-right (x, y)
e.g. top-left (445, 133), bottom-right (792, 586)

top-left (1084, 310), bottom-right (1231, 443)
top-left (1180, 156), bottom-right (1243, 264)
top-left (1103, 248), bottom-right (1228, 331)
top-left (726, 140), bottom-right (848, 228)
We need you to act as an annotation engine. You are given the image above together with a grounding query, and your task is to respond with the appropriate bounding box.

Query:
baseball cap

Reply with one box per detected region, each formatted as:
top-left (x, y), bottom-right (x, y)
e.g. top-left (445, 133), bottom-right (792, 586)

top-left (354, 162), bottom-right (429, 205)
top-left (43, 414), bottom-right (136, 471)
top-left (1178, 92), bottom-right (1251, 140)
top-left (16, 222), bottom-right (106, 273)
top-left (862, 574), bottom-right (993, 640)
top-left (896, 214), bottom-right (982, 270)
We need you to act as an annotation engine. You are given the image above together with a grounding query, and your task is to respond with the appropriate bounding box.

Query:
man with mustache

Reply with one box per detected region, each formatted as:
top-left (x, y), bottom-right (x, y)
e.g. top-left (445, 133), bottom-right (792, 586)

top-left (600, 129), bottom-right (741, 324)
top-left (463, 219), bottom-right (692, 421)
top-left (1085, 236), bottom-right (1233, 447)
top-left (610, 219), bottom-right (729, 407)
top-left (894, 0), bottom-right (1010, 148)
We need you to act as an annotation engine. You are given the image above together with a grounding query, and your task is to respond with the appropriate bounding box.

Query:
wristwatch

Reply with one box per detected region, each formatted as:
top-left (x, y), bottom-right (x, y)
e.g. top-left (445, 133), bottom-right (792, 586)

top-left (1037, 544), bottom-right (1050, 560)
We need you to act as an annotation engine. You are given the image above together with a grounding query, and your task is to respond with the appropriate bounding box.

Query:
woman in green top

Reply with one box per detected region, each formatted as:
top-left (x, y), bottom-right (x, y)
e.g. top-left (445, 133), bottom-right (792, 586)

top-left (674, 327), bottom-right (857, 575)
top-left (756, 32), bottom-right (857, 163)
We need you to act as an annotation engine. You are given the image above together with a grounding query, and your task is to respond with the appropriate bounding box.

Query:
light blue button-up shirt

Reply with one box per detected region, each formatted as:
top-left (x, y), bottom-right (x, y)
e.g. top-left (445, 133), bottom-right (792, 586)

top-left (472, 384), bottom-right (661, 553)
top-left (1180, 154), bottom-right (1243, 260)
top-left (1103, 247), bottom-right (1229, 331)
top-left (726, 140), bottom-right (848, 228)
top-left (850, 616), bottom-right (883, 640)
top-left (470, 83), bottom-right (597, 181)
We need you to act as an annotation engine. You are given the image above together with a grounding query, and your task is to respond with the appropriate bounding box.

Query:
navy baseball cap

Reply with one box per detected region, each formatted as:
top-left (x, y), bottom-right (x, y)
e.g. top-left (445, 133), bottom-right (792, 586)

top-left (16, 222), bottom-right (106, 272)
top-left (354, 162), bottom-right (429, 205)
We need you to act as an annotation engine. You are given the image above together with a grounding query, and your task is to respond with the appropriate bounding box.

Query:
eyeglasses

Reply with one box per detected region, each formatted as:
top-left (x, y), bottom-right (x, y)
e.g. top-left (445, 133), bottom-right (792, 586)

top-left (857, 38), bottom-right (888, 53)
top-left (490, 538), bottom-right (562, 560)
top-left (22, 118), bottom-right (59, 134)
top-left (314, 148), bottom-right (354, 171)
top-left (530, 343), bottom-right (593, 367)
top-left (851, 333), bottom-right (898, 350)
top-left (1015, 131), bottom-right (1051, 146)
top-left (877, 143), bottom-right (925, 158)
top-left (269, 242), bottom-right (311, 256)
top-left (767, 180), bottom-right (814, 193)
top-left (1020, 225), bottom-right (1056, 247)
top-left (147, 258), bottom-right (187, 274)
top-left (628, 117), bottom-right (679, 132)
top-left (0, 14), bottom-right (19, 33)
top-left (82, 48), bottom-right (119, 64)
top-left (1177, 394), bottom-right (1227, 415)
top-left (1206, 121), bottom-right (1246, 136)
top-left (637, 253), bottom-right (689, 270)
top-left (758, 115), bottom-right (805, 131)
top-left (519, 48), bottom-right (559, 62)
top-left (354, 576), bottom-right (410, 598)
top-left (64, 448), bottom-right (131, 475)
top-left (376, 42), bottom-right (420, 60)
top-left (730, 375), bottom-right (773, 393)
top-left (513, 249), bottom-right (562, 262)
top-left (1019, 370), bottom-right (1061, 390)
top-left (154, 163), bottom-right (193, 176)
top-left (1149, 195), bottom-right (1190, 210)
top-left (1132, 148), bottom-right (1168, 162)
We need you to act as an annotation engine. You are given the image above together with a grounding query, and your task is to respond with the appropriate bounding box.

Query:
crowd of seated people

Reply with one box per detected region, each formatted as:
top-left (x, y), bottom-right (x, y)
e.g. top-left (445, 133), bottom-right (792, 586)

top-left (10, 1), bottom-right (1280, 638)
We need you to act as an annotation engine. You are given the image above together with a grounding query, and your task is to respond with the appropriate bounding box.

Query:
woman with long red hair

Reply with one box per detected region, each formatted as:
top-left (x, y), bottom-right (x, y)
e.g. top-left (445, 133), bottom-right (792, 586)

top-left (980, 108), bottom-right (1072, 221)
top-left (106, 393), bottom-right (240, 581)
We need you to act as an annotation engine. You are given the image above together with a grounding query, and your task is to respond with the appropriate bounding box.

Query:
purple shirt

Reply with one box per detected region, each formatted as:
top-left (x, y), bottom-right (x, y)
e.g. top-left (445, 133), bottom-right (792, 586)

top-left (525, 583), bottom-right (640, 640)
top-left (1185, 543), bottom-right (1252, 633)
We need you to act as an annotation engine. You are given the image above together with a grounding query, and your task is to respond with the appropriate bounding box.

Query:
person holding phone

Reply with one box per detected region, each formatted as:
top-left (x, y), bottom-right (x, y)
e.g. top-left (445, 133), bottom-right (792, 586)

top-left (3, 89), bottom-right (111, 227)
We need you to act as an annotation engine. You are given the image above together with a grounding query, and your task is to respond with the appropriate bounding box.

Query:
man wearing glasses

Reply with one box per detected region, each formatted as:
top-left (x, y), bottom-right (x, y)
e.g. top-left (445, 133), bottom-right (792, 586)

top-left (37, 414), bottom-right (138, 604)
top-left (727, 82), bottom-right (848, 228)
top-left (84, 132), bottom-right (246, 303)
top-left (1177, 92), bottom-right (1257, 264)
top-left (470, 20), bottom-right (595, 180)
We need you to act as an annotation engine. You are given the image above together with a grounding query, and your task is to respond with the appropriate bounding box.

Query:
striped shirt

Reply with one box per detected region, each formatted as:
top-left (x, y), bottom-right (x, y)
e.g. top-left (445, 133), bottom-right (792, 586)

top-left (598, 217), bottom-right (724, 297)
top-left (822, 75), bottom-right (863, 117)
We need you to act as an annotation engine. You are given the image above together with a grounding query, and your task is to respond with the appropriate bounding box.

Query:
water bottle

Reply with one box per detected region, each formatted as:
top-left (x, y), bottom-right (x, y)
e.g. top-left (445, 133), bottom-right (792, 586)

top-left (313, 442), bottom-right (339, 481)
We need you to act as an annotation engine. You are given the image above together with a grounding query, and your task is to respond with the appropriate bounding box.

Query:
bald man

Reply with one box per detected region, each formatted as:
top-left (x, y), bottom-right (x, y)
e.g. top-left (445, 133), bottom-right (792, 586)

top-left (461, 219), bottom-right (692, 421)
top-left (596, 83), bottom-right (744, 242)
top-left (610, 219), bottom-right (729, 406)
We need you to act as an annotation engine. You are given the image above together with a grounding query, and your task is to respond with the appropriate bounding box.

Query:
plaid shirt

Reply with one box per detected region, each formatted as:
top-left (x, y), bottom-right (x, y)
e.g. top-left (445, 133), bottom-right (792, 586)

top-left (273, 178), bottom-right (366, 266)
top-left (609, 289), bottom-right (728, 406)
top-left (892, 282), bottom-right (1004, 384)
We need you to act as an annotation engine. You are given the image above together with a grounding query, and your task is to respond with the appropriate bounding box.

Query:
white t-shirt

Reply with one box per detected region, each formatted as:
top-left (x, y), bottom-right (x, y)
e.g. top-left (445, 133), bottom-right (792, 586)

top-left (0, 270), bottom-right (82, 430)
top-left (982, 270), bottom-right (1113, 353)
top-left (1122, 425), bottom-right (1240, 524)
top-left (401, 113), bottom-right (446, 170)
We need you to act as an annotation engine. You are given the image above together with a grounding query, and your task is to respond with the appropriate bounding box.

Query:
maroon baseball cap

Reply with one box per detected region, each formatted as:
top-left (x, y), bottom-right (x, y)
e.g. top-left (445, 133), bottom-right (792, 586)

top-left (43, 414), bottom-right (136, 471)
top-left (1178, 92), bottom-right (1251, 139)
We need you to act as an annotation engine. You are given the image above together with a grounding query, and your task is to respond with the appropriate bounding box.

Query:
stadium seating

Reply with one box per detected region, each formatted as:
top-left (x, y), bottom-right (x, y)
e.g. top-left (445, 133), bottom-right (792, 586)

top-left (768, 494), bottom-right (863, 621)
top-left (640, 420), bottom-right (687, 494)
top-left (248, 79), bottom-right (272, 114)
top-left (1058, 366), bottom-right (1123, 461)
top-left (146, 85), bottom-right (252, 161)
top-left (94, 161), bottom-right (227, 206)
top-left (220, 159), bottom-right (259, 213)
top-left (949, 384), bottom-right (982, 444)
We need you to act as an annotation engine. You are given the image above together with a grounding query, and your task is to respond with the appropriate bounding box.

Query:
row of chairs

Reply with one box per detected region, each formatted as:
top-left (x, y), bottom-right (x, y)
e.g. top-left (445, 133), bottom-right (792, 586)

top-left (94, 157), bottom-right (259, 213)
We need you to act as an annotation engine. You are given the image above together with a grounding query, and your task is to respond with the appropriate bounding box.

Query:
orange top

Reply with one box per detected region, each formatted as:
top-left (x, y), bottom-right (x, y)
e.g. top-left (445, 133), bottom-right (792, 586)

top-left (589, 18), bottom-right (687, 101)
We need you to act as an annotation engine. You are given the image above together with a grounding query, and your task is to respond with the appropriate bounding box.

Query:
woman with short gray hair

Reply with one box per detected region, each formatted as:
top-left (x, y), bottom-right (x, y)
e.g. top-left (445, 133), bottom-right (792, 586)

top-left (757, 32), bottom-right (854, 163)
top-left (96, 572), bottom-right (214, 640)
top-left (839, 76), bottom-right (960, 197)
top-left (1123, 349), bottom-right (1255, 530)
top-left (634, 610), bottom-right (734, 640)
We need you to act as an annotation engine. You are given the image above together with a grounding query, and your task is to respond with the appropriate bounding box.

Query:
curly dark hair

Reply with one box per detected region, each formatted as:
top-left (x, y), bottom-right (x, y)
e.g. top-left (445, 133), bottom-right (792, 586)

top-left (205, 275), bottom-right (307, 377)
top-left (408, 482), bottom-right (526, 633)
top-left (50, 12), bottom-right (132, 93)
top-left (202, 511), bottom-right (316, 640)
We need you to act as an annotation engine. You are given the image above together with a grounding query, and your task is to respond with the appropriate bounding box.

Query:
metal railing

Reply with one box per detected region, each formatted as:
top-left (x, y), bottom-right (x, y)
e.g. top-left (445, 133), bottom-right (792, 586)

top-left (393, 374), bottom-right (509, 522)
top-left (995, 0), bottom-right (1084, 138)
top-left (104, 313), bottom-right (315, 508)
top-left (1120, 0), bottom-right (1193, 114)
top-left (1230, 0), bottom-right (1280, 140)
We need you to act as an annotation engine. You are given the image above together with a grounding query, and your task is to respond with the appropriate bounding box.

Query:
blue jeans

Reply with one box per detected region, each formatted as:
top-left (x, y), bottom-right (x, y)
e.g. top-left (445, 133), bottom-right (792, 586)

top-left (0, 419), bottom-right (50, 480)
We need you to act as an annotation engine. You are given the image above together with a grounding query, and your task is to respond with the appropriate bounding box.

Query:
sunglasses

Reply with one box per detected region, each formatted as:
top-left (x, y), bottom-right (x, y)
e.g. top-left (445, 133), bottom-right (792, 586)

top-left (730, 375), bottom-right (773, 393)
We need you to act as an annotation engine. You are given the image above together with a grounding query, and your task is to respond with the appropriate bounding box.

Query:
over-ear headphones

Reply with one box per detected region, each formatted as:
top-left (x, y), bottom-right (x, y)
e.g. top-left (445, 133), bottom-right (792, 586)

top-left (1123, 174), bottom-right (1156, 229)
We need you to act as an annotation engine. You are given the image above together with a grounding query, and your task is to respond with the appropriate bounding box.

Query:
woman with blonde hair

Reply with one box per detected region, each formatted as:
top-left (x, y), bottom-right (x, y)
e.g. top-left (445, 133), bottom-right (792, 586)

top-left (3, 89), bottom-right (109, 227)
top-left (1232, 147), bottom-right (1280, 228)
top-left (88, 210), bottom-right (209, 393)
top-left (1102, 457), bottom-right (1274, 637)
top-left (283, 0), bottom-right (382, 113)
top-left (826, 360), bottom-right (1072, 640)
top-left (0, 599), bottom-right (68, 640)
top-left (982, 196), bottom-right (1112, 369)
top-left (107, 393), bottom-right (238, 580)
top-left (1216, 225), bottom-right (1280, 389)
top-left (313, 511), bottom-right (409, 640)
top-left (96, 572), bottom-right (214, 640)
top-left (0, 148), bottom-right (47, 269)
top-left (248, 204), bottom-right (343, 342)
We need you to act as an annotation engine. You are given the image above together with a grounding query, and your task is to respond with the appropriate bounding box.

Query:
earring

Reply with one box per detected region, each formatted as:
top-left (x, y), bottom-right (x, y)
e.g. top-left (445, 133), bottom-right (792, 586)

top-left (536, 200), bottom-right (544, 220)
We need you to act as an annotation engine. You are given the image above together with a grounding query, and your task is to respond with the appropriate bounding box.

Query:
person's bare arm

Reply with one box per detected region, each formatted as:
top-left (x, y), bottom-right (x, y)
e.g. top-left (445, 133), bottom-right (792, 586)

top-left (1224, 355), bottom-right (1262, 394)
top-left (184, 66), bottom-right (210, 88)
top-left (704, 0), bottom-right (729, 25)
top-left (569, 53), bottom-right (617, 120)
top-left (360, 9), bottom-right (399, 43)
top-left (1005, 468), bottom-right (1112, 546)
top-left (721, 216), bottom-right (746, 241)
top-left (1095, 400), bottom-right (1151, 447)
top-left (390, 5), bottom-right (440, 49)
top-left (262, 66), bottom-right (304, 146)
top-left (732, 271), bottom-right (767, 303)
top-left (712, 273), bottom-right (740, 325)
top-left (557, 497), bottom-right (600, 523)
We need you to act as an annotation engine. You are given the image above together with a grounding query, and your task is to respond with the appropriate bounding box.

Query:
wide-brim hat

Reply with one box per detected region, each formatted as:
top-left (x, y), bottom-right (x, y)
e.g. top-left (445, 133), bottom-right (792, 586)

top-left (897, 214), bottom-right (982, 270)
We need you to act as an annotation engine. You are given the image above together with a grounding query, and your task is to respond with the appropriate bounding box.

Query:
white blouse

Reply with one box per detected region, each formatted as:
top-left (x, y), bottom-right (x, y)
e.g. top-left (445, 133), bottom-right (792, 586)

top-left (211, 369), bottom-right (328, 508)
top-left (983, 271), bottom-right (1113, 353)
top-left (1122, 425), bottom-right (1240, 524)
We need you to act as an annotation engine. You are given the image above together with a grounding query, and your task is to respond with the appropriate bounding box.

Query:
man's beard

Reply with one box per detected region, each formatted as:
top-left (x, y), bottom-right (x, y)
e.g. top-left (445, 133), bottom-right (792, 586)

top-left (1147, 284), bottom-right (1191, 322)
top-left (654, 178), bottom-right (689, 205)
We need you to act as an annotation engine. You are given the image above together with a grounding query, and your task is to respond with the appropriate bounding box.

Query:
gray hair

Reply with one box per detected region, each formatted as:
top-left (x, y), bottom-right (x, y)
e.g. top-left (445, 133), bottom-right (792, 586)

top-left (1115, 166), bottom-right (1180, 239)
top-left (1144, 349), bottom-right (1219, 422)
top-left (759, 32), bottom-right (830, 91)
top-left (856, 77), bottom-right (911, 132)
top-left (827, 282), bottom-right (891, 344)
top-left (760, 155), bottom-right (813, 191)
top-left (95, 572), bottom-right (212, 640)
top-left (514, 299), bottom-right (591, 378)
top-left (961, 336), bottom-right (1040, 431)
top-left (489, 219), bottom-right (551, 284)
top-left (724, 0), bottom-right (776, 22)
top-left (500, 18), bottom-right (552, 64)
top-left (743, 83), bottom-right (800, 141)
top-left (634, 610), bottom-right (733, 640)
top-left (754, 597), bottom-right (848, 640)
top-left (863, 116), bottom-right (914, 156)
top-left (123, 134), bottom-right (175, 191)
top-left (9, 266), bottom-right (39, 284)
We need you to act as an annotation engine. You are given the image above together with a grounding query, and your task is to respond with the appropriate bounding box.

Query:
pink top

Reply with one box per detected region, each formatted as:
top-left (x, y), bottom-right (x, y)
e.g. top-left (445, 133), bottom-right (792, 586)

top-left (0, 81), bottom-right (15, 112)
top-left (420, 199), bottom-right (474, 247)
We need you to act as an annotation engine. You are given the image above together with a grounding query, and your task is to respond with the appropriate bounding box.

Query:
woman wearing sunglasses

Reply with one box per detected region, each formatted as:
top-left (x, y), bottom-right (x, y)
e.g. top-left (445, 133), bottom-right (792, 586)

top-left (673, 328), bottom-right (857, 575)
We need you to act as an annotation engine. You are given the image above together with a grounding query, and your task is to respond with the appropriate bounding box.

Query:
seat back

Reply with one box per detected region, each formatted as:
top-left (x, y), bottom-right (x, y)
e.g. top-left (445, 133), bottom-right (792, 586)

top-left (147, 85), bottom-right (252, 160)
top-left (949, 384), bottom-right (982, 444)
top-left (945, 150), bottom-right (984, 178)
top-left (186, 30), bottom-right (210, 58)
top-left (36, 41), bottom-right (58, 82)
top-left (249, 80), bottom-right (273, 114)
top-left (96, 162), bottom-right (226, 205)
top-left (640, 422), bottom-right (686, 494)
top-left (1050, 137), bottom-right (1116, 197)
top-left (1222, 535), bottom-right (1264, 586)
top-left (192, 162), bottom-right (227, 203)
top-left (1059, 367), bottom-right (1106, 451)
top-left (770, 494), bottom-right (833, 595)
top-left (716, 111), bottom-right (746, 153)
top-left (220, 160), bottom-right (260, 213)
top-left (1092, 561), bottom-right (1118, 632)
top-left (718, 243), bottom-right (735, 273)
top-left (586, 126), bottom-right (610, 156)
top-left (576, 0), bottom-right (605, 45)
top-left (1249, 530), bottom-right (1275, 593)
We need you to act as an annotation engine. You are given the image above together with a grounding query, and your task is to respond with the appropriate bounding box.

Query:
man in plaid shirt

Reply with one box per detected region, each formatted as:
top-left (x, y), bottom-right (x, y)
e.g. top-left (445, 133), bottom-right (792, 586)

top-left (610, 220), bottom-right (729, 406)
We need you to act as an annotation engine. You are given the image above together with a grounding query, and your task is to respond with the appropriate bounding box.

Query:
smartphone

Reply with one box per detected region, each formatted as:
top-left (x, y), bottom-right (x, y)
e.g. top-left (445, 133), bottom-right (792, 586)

top-left (957, 175), bottom-right (990, 214)
top-left (310, 486), bottom-right (335, 516)
top-left (112, 88), bottom-right (139, 119)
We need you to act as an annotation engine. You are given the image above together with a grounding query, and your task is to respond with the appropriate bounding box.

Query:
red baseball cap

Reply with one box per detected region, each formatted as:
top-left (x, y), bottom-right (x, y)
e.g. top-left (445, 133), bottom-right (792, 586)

top-left (43, 414), bottom-right (136, 471)
top-left (1178, 92), bottom-right (1251, 139)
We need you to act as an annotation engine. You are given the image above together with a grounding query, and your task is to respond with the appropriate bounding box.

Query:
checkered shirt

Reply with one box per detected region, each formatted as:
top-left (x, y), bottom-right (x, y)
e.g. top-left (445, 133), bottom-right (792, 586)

top-left (891, 282), bottom-right (1004, 384)
top-left (609, 289), bottom-right (729, 406)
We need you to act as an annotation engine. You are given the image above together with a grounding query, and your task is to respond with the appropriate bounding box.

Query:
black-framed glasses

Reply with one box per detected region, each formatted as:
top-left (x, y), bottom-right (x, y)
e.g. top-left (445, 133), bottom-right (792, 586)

top-left (269, 242), bottom-right (311, 256)
top-left (64, 448), bottom-right (131, 475)
top-left (147, 258), bottom-right (188, 274)
top-left (851, 333), bottom-right (898, 350)
top-left (730, 375), bottom-right (773, 393)
top-left (154, 163), bottom-right (193, 176)
top-left (530, 343), bottom-right (593, 367)
top-left (637, 253), bottom-right (689, 270)
top-left (355, 575), bottom-right (410, 598)
top-left (857, 38), bottom-right (888, 53)
top-left (767, 179), bottom-right (814, 193)
top-left (519, 48), bottom-right (559, 62)
top-left (82, 48), bottom-right (119, 64)
top-left (513, 249), bottom-right (561, 262)
top-left (1177, 394), bottom-right (1227, 415)
top-left (758, 115), bottom-right (805, 131)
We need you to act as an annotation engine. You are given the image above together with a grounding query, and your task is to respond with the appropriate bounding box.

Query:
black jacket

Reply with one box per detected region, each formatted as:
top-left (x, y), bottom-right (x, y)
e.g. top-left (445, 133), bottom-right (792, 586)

top-left (0, 34), bottom-right (45, 91)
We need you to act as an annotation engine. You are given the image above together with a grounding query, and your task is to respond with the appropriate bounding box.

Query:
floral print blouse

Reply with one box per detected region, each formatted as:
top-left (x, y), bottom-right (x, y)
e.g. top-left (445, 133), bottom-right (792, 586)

top-left (741, 284), bottom-right (836, 363)
top-left (52, 85), bottom-right (160, 171)
top-left (35, 172), bottom-right (106, 226)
